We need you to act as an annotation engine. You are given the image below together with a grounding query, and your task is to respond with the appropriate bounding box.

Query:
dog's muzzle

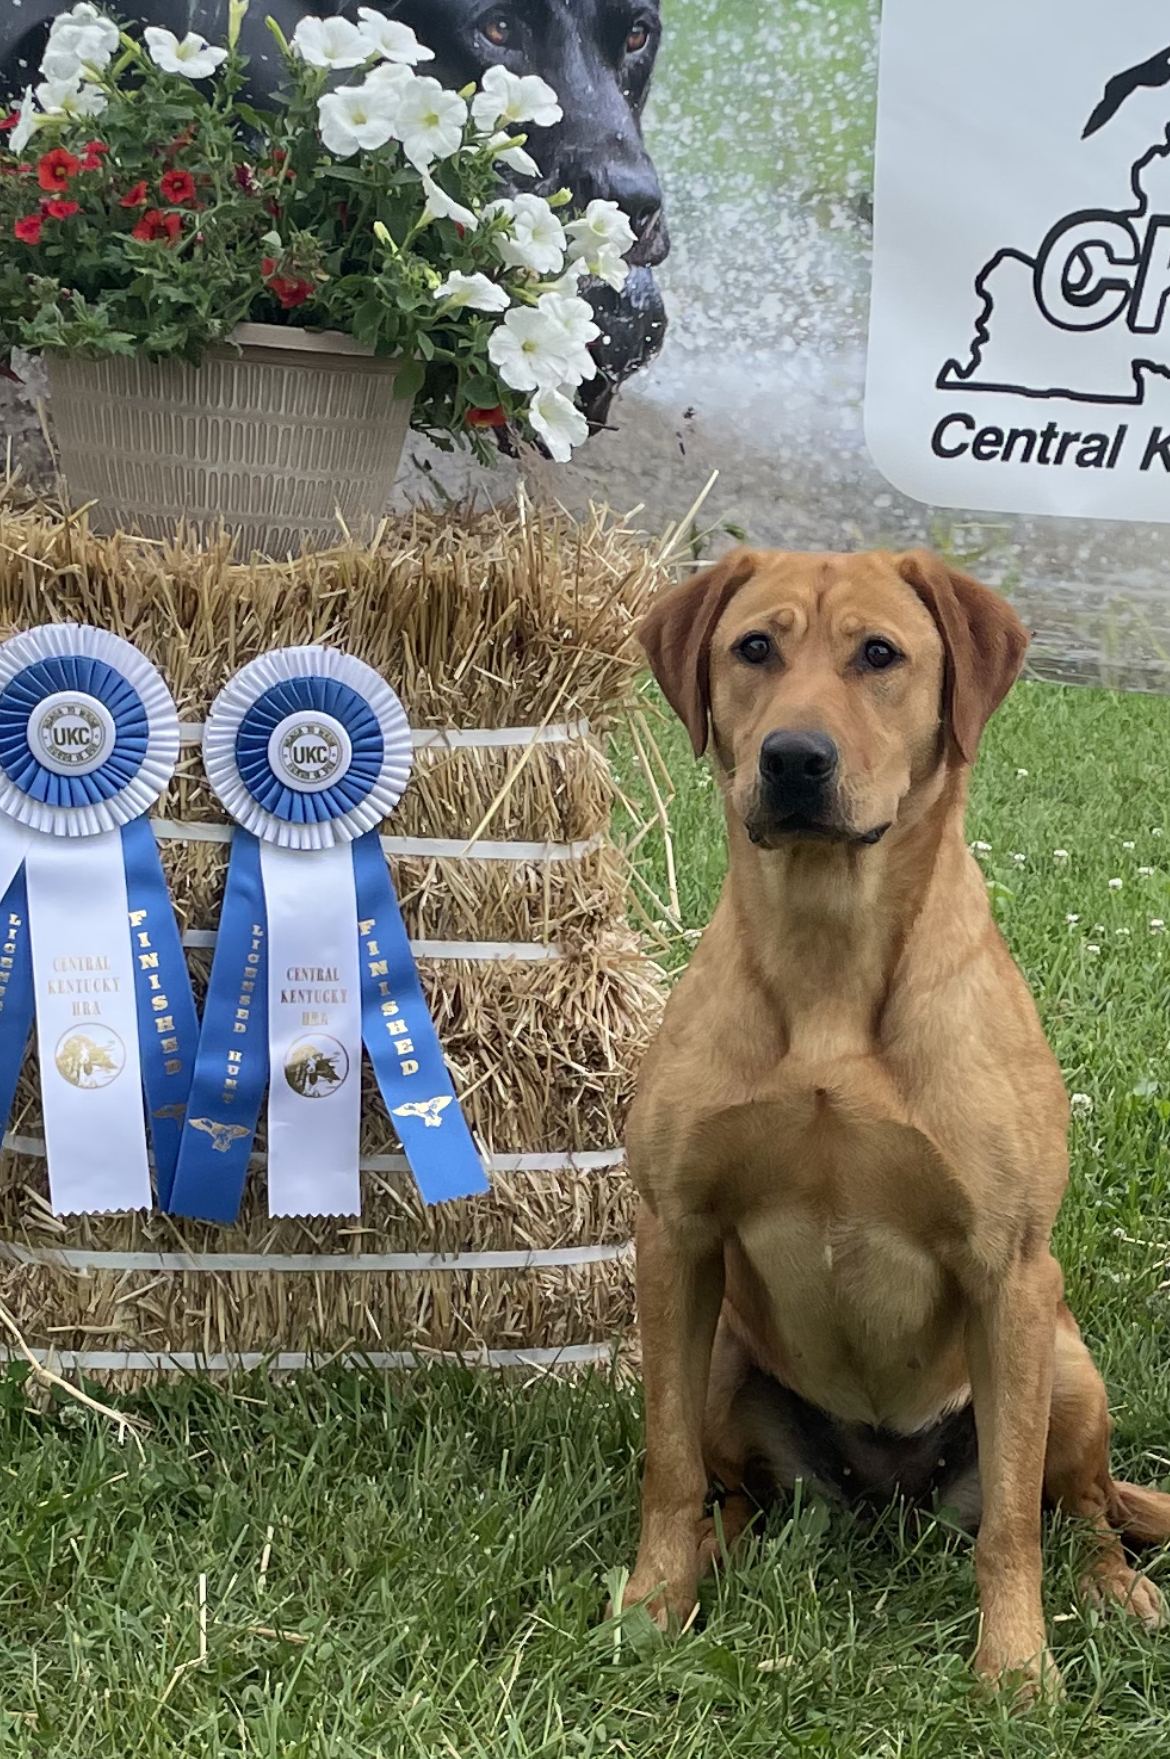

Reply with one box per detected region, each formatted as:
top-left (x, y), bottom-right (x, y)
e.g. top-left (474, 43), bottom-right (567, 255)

top-left (748, 729), bottom-right (886, 845)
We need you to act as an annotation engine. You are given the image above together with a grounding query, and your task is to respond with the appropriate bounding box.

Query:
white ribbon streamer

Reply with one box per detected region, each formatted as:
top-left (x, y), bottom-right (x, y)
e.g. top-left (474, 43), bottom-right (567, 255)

top-left (1, 1342), bottom-right (615, 1372)
top-left (260, 839), bottom-right (363, 1218)
top-left (25, 828), bottom-right (150, 1214)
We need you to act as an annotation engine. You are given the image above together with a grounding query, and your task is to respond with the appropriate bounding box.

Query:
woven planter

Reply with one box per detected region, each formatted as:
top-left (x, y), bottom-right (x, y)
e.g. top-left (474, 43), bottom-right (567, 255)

top-left (46, 323), bottom-right (413, 558)
top-left (0, 491), bottom-right (668, 1381)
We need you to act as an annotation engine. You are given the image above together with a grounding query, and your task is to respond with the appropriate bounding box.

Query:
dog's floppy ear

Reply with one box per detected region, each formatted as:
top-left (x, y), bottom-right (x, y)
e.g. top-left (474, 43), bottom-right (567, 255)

top-left (639, 548), bottom-right (759, 756)
top-left (896, 550), bottom-right (1030, 765)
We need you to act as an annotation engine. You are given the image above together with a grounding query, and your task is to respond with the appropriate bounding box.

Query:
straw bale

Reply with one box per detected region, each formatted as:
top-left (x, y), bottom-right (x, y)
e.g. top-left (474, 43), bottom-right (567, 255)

top-left (0, 489), bottom-right (668, 1370)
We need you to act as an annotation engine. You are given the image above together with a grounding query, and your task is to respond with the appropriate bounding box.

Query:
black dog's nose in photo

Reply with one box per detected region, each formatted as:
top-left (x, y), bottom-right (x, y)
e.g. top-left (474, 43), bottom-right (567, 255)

top-left (758, 730), bottom-right (839, 805)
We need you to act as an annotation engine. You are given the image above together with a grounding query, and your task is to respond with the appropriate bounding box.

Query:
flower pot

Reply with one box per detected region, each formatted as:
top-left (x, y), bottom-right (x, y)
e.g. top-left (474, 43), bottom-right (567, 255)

top-left (45, 323), bottom-right (414, 558)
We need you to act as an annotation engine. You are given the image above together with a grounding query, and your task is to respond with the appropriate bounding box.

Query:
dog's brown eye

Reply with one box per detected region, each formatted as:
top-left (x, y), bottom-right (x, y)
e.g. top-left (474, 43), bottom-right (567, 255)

top-left (626, 22), bottom-right (649, 52)
top-left (861, 638), bottom-right (901, 671)
top-left (735, 632), bottom-right (773, 666)
top-left (482, 13), bottom-right (511, 45)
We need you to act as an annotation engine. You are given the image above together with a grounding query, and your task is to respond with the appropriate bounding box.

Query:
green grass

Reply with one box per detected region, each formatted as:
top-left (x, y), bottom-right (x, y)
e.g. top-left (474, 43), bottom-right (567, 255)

top-left (6, 676), bottom-right (1170, 1756)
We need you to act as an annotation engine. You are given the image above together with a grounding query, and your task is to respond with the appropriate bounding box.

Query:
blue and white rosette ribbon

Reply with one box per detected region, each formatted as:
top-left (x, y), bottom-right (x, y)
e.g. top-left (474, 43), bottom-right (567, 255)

top-left (167, 645), bottom-right (490, 1223)
top-left (0, 624), bottom-right (198, 1214)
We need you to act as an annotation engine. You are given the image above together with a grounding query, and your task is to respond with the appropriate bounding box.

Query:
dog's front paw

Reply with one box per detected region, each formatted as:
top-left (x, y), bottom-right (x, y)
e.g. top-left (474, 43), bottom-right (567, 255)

top-left (610, 1565), bottom-right (698, 1633)
top-left (974, 1638), bottom-right (1064, 1708)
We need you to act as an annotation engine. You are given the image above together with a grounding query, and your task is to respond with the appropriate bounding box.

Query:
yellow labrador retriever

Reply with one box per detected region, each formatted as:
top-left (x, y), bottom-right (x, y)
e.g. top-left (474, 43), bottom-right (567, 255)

top-left (620, 546), bottom-right (1170, 1696)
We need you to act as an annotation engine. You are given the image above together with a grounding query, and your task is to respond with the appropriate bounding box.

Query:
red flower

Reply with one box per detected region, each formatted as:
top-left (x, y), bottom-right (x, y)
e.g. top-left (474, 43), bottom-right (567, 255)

top-left (120, 181), bottom-right (148, 208)
top-left (0, 110), bottom-right (19, 132)
top-left (132, 208), bottom-right (182, 244)
top-left (41, 199), bottom-right (80, 219)
top-left (233, 163), bottom-right (256, 193)
top-left (267, 274), bottom-right (314, 309)
top-left (165, 125), bottom-right (197, 158)
top-left (14, 214), bottom-right (43, 245)
top-left (37, 147), bottom-right (81, 193)
top-left (80, 140), bottom-right (108, 170)
top-left (259, 255), bottom-right (277, 278)
top-left (466, 405), bottom-right (507, 428)
top-left (159, 168), bottom-right (197, 205)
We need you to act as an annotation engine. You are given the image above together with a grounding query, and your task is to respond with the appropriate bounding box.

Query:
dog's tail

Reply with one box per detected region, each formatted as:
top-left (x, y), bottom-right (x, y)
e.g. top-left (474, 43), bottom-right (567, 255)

top-left (1110, 1480), bottom-right (1170, 1543)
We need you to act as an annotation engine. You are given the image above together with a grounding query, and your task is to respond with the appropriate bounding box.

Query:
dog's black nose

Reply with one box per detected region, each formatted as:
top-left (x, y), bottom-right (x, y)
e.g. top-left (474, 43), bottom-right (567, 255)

top-left (758, 730), bottom-right (839, 792)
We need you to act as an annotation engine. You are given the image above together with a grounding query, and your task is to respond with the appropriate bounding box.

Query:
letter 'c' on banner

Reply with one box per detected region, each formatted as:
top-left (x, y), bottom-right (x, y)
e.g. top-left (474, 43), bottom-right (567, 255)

top-left (167, 647), bottom-right (490, 1224)
top-left (0, 624), bottom-right (198, 1214)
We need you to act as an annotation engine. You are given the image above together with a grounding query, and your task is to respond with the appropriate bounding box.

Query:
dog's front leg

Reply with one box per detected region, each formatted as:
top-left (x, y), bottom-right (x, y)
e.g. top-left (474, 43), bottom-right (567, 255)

top-left (622, 1198), bottom-right (724, 1630)
top-left (965, 1252), bottom-right (1062, 1699)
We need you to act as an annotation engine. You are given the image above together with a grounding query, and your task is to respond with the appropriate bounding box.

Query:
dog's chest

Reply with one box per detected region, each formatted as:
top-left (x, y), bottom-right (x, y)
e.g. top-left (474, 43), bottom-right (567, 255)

top-left (720, 1081), bottom-right (968, 1428)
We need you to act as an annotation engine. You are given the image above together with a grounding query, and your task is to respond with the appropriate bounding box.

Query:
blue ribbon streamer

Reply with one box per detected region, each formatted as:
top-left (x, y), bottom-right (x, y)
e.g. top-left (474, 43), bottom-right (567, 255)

top-left (0, 865), bottom-right (34, 1141)
top-left (166, 832), bottom-right (269, 1223)
top-left (352, 830), bottom-right (489, 1205)
top-left (120, 817), bottom-right (201, 1210)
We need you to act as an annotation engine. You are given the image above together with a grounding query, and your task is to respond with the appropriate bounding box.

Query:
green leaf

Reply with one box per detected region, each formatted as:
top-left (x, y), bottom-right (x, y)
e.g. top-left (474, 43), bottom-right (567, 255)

top-left (393, 357), bottom-right (425, 401)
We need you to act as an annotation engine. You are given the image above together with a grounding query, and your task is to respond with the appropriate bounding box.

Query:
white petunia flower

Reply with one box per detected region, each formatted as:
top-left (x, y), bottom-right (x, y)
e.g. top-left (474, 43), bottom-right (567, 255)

top-left (489, 137), bottom-right (540, 179)
top-left (492, 191), bottom-right (565, 274)
top-left (36, 76), bottom-right (108, 117)
top-left (487, 306), bottom-right (574, 392)
top-left (9, 86), bottom-right (38, 155)
top-left (420, 172), bottom-right (478, 230)
top-left (526, 382), bottom-right (587, 461)
top-left (144, 26), bottom-right (228, 78)
top-left (535, 290), bottom-right (599, 383)
top-left (433, 270), bottom-right (509, 312)
top-left (40, 27), bottom-right (114, 82)
top-left (290, 15), bottom-right (368, 69)
top-left (471, 64), bottom-right (561, 132)
top-left (317, 81), bottom-right (398, 156)
top-left (356, 8), bottom-right (433, 64)
top-left (392, 76), bottom-right (467, 169)
top-left (564, 197), bottom-right (635, 290)
top-left (49, 3), bottom-right (120, 52)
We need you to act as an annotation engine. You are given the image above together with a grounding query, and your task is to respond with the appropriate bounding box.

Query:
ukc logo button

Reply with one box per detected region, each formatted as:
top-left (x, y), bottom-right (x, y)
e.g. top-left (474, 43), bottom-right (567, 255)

top-left (30, 692), bottom-right (117, 777)
top-left (268, 712), bottom-right (353, 794)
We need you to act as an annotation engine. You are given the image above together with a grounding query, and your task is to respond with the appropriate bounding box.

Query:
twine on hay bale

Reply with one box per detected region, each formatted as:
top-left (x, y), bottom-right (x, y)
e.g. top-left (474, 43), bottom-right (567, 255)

top-left (0, 487), bottom-right (671, 1378)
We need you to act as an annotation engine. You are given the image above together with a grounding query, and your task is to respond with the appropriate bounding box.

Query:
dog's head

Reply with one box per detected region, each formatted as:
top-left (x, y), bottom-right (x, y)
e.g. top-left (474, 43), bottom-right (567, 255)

top-left (640, 547), bottom-right (1029, 849)
top-left (394, 0), bottom-right (667, 269)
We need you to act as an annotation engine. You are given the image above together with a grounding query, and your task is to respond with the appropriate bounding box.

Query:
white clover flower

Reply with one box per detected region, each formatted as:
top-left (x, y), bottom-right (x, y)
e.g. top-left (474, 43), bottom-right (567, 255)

top-left (290, 15), bottom-right (368, 69)
top-left (355, 8), bottom-right (433, 64)
top-left (1116, 926), bottom-right (1131, 936)
top-left (433, 270), bottom-right (508, 312)
top-left (393, 76), bottom-right (467, 169)
top-left (1155, 828), bottom-right (1165, 837)
top-left (1123, 840), bottom-right (1135, 850)
top-left (492, 191), bottom-right (565, 273)
top-left (421, 171), bottom-right (478, 230)
top-left (535, 290), bottom-right (599, 383)
top-left (1108, 877), bottom-right (1123, 890)
top-left (1011, 852), bottom-right (1026, 866)
top-left (488, 306), bottom-right (574, 392)
top-left (9, 86), bottom-right (38, 155)
top-left (1139, 866), bottom-right (1154, 876)
top-left (1052, 849), bottom-right (1069, 862)
top-left (317, 82), bottom-right (398, 156)
top-left (36, 76), bottom-right (108, 117)
top-left (1066, 913), bottom-right (1079, 924)
top-left (144, 26), bottom-right (228, 78)
top-left (1015, 768), bottom-right (1029, 779)
top-left (970, 840), bottom-right (992, 854)
top-left (1086, 944), bottom-right (1101, 955)
top-left (1069, 1093), bottom-right (1093, 1118)
top-left (472, 64), bottom-right (561, 132)
top-left (1150, 919), bottom-right (1165, 933)
top-left (527, 383), bottom-right (587, 461)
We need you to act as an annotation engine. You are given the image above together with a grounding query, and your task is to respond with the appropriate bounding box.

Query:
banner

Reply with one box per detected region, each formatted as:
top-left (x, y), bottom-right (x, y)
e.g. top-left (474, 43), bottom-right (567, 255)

top-left (867, 0), bottom-right (1170, 524)
top-left (0, 624), bottom-right (197, 1213)
top-left (167, 646), bottom-right (489, 1224)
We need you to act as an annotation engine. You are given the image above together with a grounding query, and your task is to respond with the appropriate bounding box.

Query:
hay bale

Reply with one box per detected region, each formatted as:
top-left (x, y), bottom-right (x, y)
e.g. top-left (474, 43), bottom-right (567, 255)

top-left (0, 492), bottom-right (667, 1375)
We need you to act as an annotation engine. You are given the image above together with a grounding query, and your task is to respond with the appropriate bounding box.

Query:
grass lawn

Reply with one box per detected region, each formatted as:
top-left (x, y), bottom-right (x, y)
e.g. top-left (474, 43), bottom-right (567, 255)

top-left (5, 676), bottom-right (1170, 1756)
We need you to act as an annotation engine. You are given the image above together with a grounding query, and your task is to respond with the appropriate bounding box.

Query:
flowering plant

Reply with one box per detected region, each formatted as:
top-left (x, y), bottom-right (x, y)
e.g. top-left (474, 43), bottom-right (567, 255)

top-left (0, 4), bottom-right (637, 460)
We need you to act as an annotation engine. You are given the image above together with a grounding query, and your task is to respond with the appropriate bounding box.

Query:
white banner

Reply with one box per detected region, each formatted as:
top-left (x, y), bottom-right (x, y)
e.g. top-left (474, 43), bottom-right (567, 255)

top-left (26, 828), bottom-right (150, 1215)
top-left (867, 0), bottom-right (1170, 521)
top-left (260, 839), bottom-right (362, 1218)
